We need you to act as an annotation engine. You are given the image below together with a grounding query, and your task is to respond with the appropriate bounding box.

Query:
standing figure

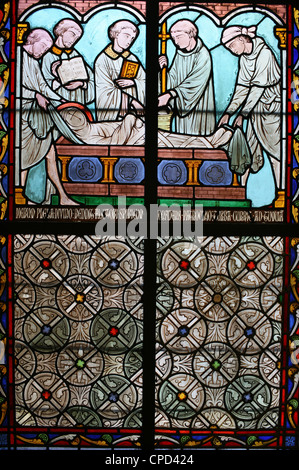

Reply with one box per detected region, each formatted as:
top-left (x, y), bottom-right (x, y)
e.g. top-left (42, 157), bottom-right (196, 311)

top-left (94, 20), bottom-right (145, 121)
top-left (218, 25), bottom-right (281, 189)
top-left (42, 19), bottom-right (94, 105)
top-left (21, 28), bottom-right (77, 205)
top-left (158, 19), bottom-right (216, 136)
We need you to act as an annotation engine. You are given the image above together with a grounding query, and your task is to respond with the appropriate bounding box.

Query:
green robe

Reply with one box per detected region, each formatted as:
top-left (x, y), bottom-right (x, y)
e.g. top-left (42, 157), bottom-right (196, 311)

top-left (21, 51), bottom-right (61, 203)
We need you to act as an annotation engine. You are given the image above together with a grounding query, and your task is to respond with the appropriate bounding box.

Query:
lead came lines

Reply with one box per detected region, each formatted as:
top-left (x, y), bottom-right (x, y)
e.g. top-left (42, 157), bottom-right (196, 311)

top-left (156, 236), bottom-right (283, 430)
top-left (13, 235), bottom-right (143, 428)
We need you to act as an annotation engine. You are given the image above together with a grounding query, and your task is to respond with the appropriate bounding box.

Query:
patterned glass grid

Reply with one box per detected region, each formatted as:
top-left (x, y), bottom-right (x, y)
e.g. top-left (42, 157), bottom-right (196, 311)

top-left (0, 0), bottom-right (296, 453)
top-left (13, 235), bottom-right (143, 429)
top-left (155, 236), bottom-right (284, 431)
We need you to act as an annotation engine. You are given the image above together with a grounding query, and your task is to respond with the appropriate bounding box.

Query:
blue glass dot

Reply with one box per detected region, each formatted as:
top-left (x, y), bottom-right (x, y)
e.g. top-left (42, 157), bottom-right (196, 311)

top-left (243, 392), bottom-right (253, 403)
top-left (108, 392), bottom-right (119, 403)
top-left (42, 325), bottom-right (52, 335)
top-left (245, 327), bottom-right (255, 338)
top-left (178, 326), bottom-right (189, 337)
top-left (108, 259), bottom-right (120, 270)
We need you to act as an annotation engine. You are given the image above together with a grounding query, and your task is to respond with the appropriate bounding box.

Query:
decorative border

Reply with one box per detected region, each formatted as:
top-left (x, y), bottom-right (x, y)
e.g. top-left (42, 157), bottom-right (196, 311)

top-left (0, 2), bottom-right (10, 221)
top-left (11, 428), bottom-right (142, 449)
top-left (287, 238), bottom-right (299, 442)
top-left (292, 7), bottom-right (299, 223)
top-left (0, 0), bottom-right (298, 451)
top-left (0, 235), bottom-right (8, 449)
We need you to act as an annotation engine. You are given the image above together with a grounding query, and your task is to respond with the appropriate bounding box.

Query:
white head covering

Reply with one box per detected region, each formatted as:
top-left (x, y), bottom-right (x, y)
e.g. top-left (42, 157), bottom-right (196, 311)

top-left (221, 25), bottom-right (257, 44)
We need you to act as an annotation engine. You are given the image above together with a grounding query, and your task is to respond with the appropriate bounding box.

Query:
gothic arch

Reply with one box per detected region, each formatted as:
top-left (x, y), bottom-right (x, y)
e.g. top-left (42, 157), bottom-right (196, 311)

top-left (158, 3), bottom-right (288, 193)
top-left (19, 1), bottom-right (145, 23)
top-left (159, 4), bottom-right (285, 26)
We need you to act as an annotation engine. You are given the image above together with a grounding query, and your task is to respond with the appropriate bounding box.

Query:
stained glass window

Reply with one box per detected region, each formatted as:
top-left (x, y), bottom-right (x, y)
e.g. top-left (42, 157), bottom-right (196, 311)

top-left (13, 235), bottom-right (143, 431)
top-left (0, 0), bottom-right (299, 460)
top-left (155, 236), bottom-right (287, 443)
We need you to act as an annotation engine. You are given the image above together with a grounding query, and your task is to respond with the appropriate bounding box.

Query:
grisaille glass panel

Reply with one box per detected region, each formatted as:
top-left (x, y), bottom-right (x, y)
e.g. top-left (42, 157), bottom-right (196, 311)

top-left (13, 234), bottom-right (143, 446)
top-left (0, 0), bottom-right (298, 453)
top-left (155, 235), bottom-right (291, 448)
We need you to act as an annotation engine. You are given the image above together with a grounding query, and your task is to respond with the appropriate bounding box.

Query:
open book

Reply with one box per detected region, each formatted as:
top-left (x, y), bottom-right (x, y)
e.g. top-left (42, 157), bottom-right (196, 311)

top-left (119, 59), bottom-right (140, 79)
top-left (57, 56), bottom-right (88, 85)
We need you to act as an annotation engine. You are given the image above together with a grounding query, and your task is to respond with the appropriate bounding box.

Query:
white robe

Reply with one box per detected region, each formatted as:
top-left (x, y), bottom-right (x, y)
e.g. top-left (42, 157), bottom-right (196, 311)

top-left (42, 47), bottom-right (95, 105)
top-left (94, 44), bottom-right (145, 122)
top-left (226, 37), bottom-right (281, 174)
top-left (166, 38), bottom-right (216, 136)
top-left (21, 51), bottom-right (61, 170)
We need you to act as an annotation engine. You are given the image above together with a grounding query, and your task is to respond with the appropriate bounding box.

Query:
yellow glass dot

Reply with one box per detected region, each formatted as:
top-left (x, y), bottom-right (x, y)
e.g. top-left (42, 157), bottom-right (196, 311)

top-left (177, 392), bottom-right (187, 401)
top-left (75, 293), bottom-right (85, 303)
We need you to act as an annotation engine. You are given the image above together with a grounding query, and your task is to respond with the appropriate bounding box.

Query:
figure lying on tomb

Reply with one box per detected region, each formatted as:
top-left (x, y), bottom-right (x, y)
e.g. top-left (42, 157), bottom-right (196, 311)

top-left (55, 102), bottom-right (234, 149)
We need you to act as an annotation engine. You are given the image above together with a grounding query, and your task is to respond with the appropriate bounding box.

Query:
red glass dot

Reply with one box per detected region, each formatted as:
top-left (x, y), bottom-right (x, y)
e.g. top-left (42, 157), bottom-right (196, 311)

top-left (246, 261), bottom-right (256, 271)
top-left (41, 259), bottom-right (51, 269)
top-left (179, 260), bottom-right (190, 271)
top-left (42, 390), bottom-right (51, 400)
top-left (109, 326), bottom-right (119, 337)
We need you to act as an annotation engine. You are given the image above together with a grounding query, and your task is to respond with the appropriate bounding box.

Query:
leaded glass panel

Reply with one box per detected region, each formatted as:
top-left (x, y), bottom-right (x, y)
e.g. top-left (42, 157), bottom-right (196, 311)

top-left (155, 236), bottom-right (286, 447)
top-left (13, 235), bottom-right (143, 445)
top-left (0, 0), bottom-right (298, 456)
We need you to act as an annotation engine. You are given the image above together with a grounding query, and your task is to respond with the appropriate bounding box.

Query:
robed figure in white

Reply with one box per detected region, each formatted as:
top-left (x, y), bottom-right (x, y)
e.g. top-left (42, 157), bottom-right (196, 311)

top-left (158, 19), bottom-right (216, 136)
top-left (94, 20), bottom-right (145, 122)
top-left (20, 28), bottom-right (77, 205)
top-left (42, 19), bottom-right (94, 106)
top-left (219, 26), bottom-right (281, 188)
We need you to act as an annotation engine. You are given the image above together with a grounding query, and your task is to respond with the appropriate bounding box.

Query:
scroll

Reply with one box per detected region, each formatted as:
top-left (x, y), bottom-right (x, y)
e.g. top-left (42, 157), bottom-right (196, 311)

top-left (119, 59), bottom-right (139, 79)
top-left (57, 56), bottom-right (88, 85)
